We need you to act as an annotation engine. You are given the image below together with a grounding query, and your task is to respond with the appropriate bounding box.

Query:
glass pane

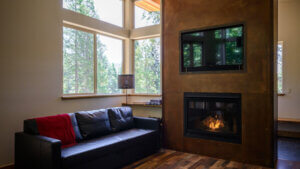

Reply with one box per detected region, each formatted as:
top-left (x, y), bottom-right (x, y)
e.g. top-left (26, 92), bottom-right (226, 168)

top-left (63, 27), bottom-right (94, 94)
top-left (135, 38), bottom-right (161, 94)
top-left (278, 42), bottom-right (283, 93)
top-left (63, 0), bottom-right (123, 27)
top-left (135, 4), bottom-right (160, 28)
top-left (97, 35), bottom-right (123, 94)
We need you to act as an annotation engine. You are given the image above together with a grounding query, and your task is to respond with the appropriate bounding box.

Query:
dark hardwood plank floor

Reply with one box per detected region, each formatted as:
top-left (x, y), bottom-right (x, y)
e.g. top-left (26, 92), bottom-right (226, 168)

top-left (123, 149), bottom-right (273, 169)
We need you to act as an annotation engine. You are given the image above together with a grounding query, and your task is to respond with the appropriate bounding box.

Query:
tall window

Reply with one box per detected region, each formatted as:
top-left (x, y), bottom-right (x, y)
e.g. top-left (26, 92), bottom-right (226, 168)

top-left (63, 26), bottom-right (123, 95)
top-left (277, 41), bottom-right (283, 94)
top-left (63, 0), bottom-right (124, 27)
top-left (134, 38), bottom-right (161, 94)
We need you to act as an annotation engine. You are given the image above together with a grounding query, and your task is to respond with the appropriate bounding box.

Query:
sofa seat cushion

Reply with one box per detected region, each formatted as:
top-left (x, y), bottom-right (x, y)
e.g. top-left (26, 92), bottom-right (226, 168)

top-left (61, 128), bottom-right (157, 168)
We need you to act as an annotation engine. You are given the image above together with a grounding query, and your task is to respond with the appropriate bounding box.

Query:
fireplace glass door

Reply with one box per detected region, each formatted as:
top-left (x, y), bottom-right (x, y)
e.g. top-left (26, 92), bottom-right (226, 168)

top-left (184, 93), bottom-right (241, 143)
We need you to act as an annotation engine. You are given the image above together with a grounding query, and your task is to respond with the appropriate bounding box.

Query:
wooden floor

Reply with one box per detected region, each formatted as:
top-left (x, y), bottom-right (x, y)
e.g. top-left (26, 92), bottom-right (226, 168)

top-left (123, 149), bottom-right (271, 169)
top-left (123, 149), bottom-right (300, 169)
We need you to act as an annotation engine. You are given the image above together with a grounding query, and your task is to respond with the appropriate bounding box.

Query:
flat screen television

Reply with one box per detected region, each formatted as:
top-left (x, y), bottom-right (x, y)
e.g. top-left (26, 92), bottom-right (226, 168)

top-left (180, 24), bottom-right (244, 72)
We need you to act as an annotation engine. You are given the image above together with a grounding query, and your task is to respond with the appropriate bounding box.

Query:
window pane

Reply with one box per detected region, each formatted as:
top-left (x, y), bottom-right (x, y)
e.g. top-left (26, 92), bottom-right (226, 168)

top-left (63, 27), bottom-right (94, 94)
top-left (134, 2), bottom-right (160, 28)
top-left (97, 35), bottom-right (123, 94)
top-left (63, 0), bottom-right (123, 27)
top-left (278, 42), bottom-right (283, 93)
top-left (135, 38), bottom-right (161, 94)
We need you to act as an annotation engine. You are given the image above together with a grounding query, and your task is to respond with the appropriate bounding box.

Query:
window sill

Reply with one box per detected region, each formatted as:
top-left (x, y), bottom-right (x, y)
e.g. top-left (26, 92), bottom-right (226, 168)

top-left (278, 93), bottom-right (286, 96)
top-left (128, 94), bottom-right (162, 97)
top-left (61, 94), bottom-right (125, 99)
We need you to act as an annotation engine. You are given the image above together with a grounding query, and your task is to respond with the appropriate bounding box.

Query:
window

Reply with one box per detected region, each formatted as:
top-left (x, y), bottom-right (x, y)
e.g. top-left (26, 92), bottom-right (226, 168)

top-left (277, 41), bottom-right (283, 94)
top-left (63, 27), bottom-right (94, 94)
top-left (134, 37), bottom-right (161, 94)
top-left (134, 1), bottom-right (160, 28)
top-left (62, 0), bottom-right (161, 97)
top-left (63, 0), bottom-right (123, 27)
top-left (97, 35), bottom-right (123, 94)
top-left (63, 26), bottom-right (123, 95)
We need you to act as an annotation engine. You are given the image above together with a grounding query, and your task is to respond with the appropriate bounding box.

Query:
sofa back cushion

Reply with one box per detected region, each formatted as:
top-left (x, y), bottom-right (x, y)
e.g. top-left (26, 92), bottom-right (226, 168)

top-left (75, 109), bottom-right (111, 140)
top-left (108, 107), bottom-right (134, 132)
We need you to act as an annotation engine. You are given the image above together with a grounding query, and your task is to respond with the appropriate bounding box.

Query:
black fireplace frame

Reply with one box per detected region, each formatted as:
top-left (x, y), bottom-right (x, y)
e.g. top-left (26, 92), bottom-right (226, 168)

top-left (184, 92), bottom-right (242, 144)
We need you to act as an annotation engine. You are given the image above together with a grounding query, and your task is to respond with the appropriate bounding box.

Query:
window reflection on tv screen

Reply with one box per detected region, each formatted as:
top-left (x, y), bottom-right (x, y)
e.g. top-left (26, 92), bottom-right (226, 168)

top-left (181, 25), bottom-right (244, 72)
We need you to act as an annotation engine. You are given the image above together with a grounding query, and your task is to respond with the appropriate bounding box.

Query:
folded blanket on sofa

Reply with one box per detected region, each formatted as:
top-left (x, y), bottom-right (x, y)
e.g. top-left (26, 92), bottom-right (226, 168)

top-left (35, 114), bottom-right (76, 148)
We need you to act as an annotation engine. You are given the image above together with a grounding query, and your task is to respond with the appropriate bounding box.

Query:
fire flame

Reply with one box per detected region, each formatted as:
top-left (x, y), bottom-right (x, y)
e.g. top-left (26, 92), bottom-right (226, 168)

top-left (202, 115), bottom-right (225, 130)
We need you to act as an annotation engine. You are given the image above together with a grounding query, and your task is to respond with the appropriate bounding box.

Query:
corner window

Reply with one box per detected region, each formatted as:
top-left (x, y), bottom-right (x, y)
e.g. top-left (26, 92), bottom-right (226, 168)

top-left (134, 37), bottom-right (161, 94)
top-left (63, 26), bottom-right (123, 95)
top-left (63, 0), bottom-right (124, 27)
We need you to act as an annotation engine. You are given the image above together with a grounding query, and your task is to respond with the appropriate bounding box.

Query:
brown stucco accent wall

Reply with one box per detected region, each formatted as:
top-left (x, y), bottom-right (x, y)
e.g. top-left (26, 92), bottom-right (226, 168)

top-left (162, 0), bottom-right (277, 167)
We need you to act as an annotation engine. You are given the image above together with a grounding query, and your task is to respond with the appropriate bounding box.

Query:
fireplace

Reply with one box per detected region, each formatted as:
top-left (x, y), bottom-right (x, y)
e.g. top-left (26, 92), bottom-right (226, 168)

top-left (184, 93), bottom-right (242, 143)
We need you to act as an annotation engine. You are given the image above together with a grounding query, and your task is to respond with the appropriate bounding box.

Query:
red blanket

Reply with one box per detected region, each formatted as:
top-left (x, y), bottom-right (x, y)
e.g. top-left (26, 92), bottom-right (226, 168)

top-left (35, 114), bottom-right (76, 148)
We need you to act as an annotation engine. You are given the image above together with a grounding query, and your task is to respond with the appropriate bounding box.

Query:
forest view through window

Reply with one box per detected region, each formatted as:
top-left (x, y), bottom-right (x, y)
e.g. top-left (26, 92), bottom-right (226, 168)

top-left (135, 38), bottom-right (161, 94)
top-left (134, 2), bottom-right (160, 28)
top-left (63, 0), bottom-right (123, 27)
top-left (63, 27), bottom-right (123, 95)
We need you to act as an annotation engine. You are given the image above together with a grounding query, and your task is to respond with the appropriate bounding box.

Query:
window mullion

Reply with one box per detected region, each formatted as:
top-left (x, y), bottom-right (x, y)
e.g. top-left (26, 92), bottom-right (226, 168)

top-left (94, 33), bottom-right (98, 94)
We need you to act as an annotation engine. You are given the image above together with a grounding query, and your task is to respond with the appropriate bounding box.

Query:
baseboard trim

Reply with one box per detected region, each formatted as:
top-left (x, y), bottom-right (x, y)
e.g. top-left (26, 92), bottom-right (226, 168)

top-left (0, 164), bottom-right (14, 169)
top-left (278, 118), bottom-right (300, 123)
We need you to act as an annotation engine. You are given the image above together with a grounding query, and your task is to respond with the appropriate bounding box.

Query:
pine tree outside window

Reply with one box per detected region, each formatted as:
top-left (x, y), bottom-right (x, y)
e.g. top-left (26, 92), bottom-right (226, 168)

top-left (63, 0), bottom-right (124, 27)
top-left (63, 26), bottom-right (123, 95)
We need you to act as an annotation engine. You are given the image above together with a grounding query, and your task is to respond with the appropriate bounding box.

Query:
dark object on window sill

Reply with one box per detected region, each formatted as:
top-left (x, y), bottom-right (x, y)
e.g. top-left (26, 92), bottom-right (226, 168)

top-left (278, 93), bottom-right (286, 96)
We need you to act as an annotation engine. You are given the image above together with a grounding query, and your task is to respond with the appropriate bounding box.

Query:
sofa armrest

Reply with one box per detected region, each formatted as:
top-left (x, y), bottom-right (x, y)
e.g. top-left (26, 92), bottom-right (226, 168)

top-left (134, 117), bottom-right (161, 131)
top-left (15, 132), bottom-right (61, 169)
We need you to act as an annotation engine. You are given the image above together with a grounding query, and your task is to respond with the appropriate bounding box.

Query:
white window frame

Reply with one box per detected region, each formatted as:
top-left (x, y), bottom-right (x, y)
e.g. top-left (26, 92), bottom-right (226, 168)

top-left (62, 24), bottom-right (125, 97)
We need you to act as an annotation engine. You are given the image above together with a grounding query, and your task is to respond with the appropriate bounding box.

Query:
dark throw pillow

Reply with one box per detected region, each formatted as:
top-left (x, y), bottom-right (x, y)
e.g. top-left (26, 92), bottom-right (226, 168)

top-left (75, 109), bottom-right (111, 140)
top-left (108, 107), bottom-right (134, 132)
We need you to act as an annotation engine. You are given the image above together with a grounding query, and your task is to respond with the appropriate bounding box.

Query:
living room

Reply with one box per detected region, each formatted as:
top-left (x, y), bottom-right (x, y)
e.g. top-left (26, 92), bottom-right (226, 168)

top-left (0, 0), bottom-right (299, 169)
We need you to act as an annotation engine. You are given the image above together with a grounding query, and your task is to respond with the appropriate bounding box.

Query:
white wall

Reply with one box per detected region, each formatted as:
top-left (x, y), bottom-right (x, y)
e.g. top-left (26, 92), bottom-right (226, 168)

top-left (0, 0), bottom-right (124, 166)
top-left (278, 0), bottom-right (300, 120)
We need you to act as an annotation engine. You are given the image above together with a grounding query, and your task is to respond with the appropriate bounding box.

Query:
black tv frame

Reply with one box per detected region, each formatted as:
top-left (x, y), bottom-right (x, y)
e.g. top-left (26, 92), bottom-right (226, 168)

top-left (179, 23), bottom-right (246, 73)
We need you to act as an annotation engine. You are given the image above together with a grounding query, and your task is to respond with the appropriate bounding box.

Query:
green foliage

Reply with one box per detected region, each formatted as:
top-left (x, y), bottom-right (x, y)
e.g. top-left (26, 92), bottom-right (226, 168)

top-left (97, 37), bottom-right (122, 94)
top-left (142, 11), bottom-right (160, 25)
top-left (63, 27), bottom-right (94, 94)
top-left (135, 38), bottom-right (161, 94)
top-left (63, 0), bottom-right (99, 19)
top-left (63, 0), bottom-right (121, 94)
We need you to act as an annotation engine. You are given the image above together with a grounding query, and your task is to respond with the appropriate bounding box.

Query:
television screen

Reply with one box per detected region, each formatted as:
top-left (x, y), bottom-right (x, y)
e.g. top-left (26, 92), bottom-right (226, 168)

top-left (180, 25), bottom-right (244, 72)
